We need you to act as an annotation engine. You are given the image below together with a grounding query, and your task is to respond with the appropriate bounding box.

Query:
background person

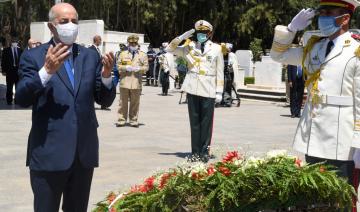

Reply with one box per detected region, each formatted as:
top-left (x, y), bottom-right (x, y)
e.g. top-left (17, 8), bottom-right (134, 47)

top-left (166, 20), bottom-right (224, 162)
top-left (1, 35), bottom-right (22, 105)
top-left (89, 35), bottom-right (102, 60)
top-left (146, 45), bottom-right (156, 86)
top-left (287, 64), bottom-right (304, 118)
top-left (116, 35), bottom-right (148, 127)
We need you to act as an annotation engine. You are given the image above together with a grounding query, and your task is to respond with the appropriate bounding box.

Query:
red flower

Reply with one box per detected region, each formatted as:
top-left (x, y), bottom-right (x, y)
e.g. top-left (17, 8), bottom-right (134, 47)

top-left (218, 166), bottom-right (231, 176)
top-left (159, 172), bottom-right (176, 189)
top-left (130, 176), bottom-right (156, 193)
top-left (159, 173), bottom-right (171, 189)
top-left (107, 192), bottom-right (116, 204)
top-left (222, 151), bottom-right (241, 163)
top-left (191, 172), bottom-right (202, 179)
top-left (207, 166), bottom-right (216, 176)
top-left (109, 208), bottom-right (116, 212)
top-left (294, 158), bottom-right (302, 168)
top-left (143, 176), bottom-right (155, 191)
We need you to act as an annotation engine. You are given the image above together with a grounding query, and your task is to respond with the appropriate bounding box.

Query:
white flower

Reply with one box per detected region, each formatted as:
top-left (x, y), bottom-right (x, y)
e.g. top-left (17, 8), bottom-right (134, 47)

top-left (242, 156), bottom-right (265, 169)
top-left (266, 150), bottom-right (288, 159)
top-left (188, 162), bottom-right (207, 178)
top-left (234, 159), bottom-right (243, 166)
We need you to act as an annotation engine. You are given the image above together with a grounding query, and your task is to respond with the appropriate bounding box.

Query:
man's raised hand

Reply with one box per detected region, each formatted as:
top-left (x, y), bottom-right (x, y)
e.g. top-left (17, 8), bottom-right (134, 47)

top-left (288, 8), bottom-right (315, 32)
top-left (101, 52), bottom-right (115, 78)
top-left (178, 29), bottom-right (195, 41)
top-left (44, 43), bottom-right (70, 75)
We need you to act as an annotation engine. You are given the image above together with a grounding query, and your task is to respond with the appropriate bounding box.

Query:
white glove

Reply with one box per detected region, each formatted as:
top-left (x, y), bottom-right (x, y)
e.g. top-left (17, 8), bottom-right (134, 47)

top-left (132, 66), bottom-right (140, 72)
top-left (178, 29), bottom-right (195, 41)
top-left (126, 65), bottom-right (133, 72)
top-left (287, 8), bottom-right (315, 32)
top-left (215, 93), bottom-right (222, 103)
top-left (354, 149), bottom-right (360, 169)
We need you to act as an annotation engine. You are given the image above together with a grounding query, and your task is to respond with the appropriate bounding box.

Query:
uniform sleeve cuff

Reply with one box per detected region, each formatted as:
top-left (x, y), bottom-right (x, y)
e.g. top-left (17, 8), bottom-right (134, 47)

top-left (38, 66), bottom-right (53, 86)
top-left (101, 76), bottom-right (113, 89)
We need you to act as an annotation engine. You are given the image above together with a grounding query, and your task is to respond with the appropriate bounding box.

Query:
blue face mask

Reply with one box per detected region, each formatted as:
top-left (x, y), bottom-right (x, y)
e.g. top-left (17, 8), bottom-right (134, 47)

top-left (318, 15), bottom-right (344, 37)
top-left (197, 33), bottom-right (208, 43)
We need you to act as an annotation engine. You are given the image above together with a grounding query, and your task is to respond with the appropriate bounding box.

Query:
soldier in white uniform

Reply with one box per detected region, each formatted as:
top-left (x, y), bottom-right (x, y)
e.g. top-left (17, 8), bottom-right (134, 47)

top-left (158, 42), bottom-right (176, 95)
top-left (166, 20), bottom-right (224, 162)
top-left (270, 0), bottom-right (360, 191)
top-left (219, 43), bottom-right (241, 107)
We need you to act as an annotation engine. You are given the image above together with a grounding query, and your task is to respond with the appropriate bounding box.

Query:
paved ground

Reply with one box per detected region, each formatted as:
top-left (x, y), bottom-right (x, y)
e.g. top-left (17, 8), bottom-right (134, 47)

top-left (0, 75), bottom-right (301, 211)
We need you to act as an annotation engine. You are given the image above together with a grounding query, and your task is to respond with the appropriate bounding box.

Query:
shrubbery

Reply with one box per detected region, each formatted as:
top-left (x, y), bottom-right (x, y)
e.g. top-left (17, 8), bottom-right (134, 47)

top-left (94, 150), bottom-right (356, 212)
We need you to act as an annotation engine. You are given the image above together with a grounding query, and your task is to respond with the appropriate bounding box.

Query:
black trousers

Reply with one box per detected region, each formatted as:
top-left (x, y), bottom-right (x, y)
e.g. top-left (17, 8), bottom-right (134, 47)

top-left (187, 94), bottom-right (215, 157)
top-left (289, 77), bottom-right (304, 116)
top-left (222, 72), bottom-right (234, 107)
top-left (305, 155), bottom-right (357, 185)
top-left (160, 70), bottom-right (169, 95)
top-left (30, 156), bottom-right (94, 212)
top-left (6, 71), bottom-right (19, 104)
top-left (146, 64), bottom-right (154, 81)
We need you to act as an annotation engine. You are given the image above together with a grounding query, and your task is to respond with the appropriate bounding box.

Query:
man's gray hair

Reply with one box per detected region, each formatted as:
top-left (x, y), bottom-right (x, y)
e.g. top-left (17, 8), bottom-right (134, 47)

top-left (48, 7), bottom-right (78, 22)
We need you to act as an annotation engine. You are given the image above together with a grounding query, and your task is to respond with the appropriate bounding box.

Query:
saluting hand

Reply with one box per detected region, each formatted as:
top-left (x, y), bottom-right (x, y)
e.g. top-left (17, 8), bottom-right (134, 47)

top-left (44, 43), bottom-right (71, 75)
top-left (101, 52), bottom-right (115, 78)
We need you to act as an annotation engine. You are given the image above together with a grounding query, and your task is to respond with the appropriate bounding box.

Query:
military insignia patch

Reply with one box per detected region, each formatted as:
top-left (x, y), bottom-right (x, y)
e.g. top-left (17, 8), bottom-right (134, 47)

top-left (344, 40), bottom-right (351, 47)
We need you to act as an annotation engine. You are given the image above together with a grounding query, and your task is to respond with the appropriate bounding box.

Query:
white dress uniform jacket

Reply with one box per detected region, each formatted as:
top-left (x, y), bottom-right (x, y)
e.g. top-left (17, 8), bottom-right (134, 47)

top-left (167, 39), bottom-right (224, 98)
top-left (159, 52), bottom-right (177, 78)
top-left (270, 25), bottom-right (360, 161)
top-left (228, 52), bottom-right (242, 90)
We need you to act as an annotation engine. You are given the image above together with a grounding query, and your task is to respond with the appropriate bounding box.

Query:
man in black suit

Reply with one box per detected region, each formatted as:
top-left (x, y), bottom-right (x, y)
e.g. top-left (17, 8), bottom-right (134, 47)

top-left (89, 35), bottom-right (102, 60)
top-left (89, 35), bottom-right (110, 110)
top-left (1, 37), bottom-right (22, 105)
top-left (15, 3), bottom-right (115, 212)
top-left (287, 64), bottom-right (304, 118)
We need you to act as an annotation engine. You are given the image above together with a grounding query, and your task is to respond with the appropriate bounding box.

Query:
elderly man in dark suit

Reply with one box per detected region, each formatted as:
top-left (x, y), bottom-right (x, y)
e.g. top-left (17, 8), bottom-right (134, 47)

top-left (89, 35), bottom-right (102, 59)
top-left (15, 3), bottom-right (115, 212)
top-left (287, 64), bottom-right (304, 118)
top-left (1, 37), bottom-right (22, 105)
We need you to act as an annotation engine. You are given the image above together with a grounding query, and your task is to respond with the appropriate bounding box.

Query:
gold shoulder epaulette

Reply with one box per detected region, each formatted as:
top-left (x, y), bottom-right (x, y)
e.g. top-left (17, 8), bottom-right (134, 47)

top-left (183, 39), bottom-right (192, 47)
top-left (355, 46), bottom-right (360, 58)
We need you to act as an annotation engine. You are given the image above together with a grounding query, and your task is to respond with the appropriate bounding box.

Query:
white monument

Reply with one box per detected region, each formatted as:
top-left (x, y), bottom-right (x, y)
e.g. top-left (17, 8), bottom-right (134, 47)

top-left (235, 50), bottom-right (253, 77)
top-left (77, 20), bottom-right (104, 50)
top-left (29, 22), bottom-right (52, 44)
top-left (253, 56), bottom-right (284, 89)
top-left (30, 20), bottom-right (149, 54)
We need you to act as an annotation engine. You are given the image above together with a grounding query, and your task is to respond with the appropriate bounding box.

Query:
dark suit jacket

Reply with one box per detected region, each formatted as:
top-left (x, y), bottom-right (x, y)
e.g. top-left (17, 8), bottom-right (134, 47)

top-left (287, 65), bottom-right (303, 83)
top-left (1, 47), bottom-right (22, 75)
top-left (15, 41), bottom-right (116, 171)
top-left (88, 45), bottom-right (101, 61)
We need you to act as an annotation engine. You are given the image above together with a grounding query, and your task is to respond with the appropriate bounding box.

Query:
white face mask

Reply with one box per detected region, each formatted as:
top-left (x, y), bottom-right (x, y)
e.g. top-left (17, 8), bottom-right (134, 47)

top-left (55, 22), bottom-right (78, 45)
top-left (129, 46), bottom-right (137, 52)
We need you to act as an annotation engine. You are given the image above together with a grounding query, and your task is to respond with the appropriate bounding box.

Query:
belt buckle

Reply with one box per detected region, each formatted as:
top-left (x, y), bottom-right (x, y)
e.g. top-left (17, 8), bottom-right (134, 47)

top-left (199, 70), bottom-right (206, 76)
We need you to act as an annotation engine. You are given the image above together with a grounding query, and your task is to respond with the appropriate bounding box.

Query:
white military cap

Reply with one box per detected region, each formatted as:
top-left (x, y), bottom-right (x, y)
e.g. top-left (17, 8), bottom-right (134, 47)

top-left (195, 20), bottom-right (213, 32)
top-left (226, 43), bottom-right (233, 50)
top-left (318, 0), bottom-right (360, 12)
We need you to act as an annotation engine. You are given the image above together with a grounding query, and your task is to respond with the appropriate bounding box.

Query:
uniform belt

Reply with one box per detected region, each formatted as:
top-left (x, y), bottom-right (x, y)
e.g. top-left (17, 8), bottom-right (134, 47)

top-left (190, 70), bottom-right (215, 77)
top-left (320, 95), bottom-right (353, 106)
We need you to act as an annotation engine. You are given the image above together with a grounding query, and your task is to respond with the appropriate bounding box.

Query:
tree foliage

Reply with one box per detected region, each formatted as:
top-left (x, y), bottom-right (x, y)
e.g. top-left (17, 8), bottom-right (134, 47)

top-left (4, 0), bottom-right (360, 51)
